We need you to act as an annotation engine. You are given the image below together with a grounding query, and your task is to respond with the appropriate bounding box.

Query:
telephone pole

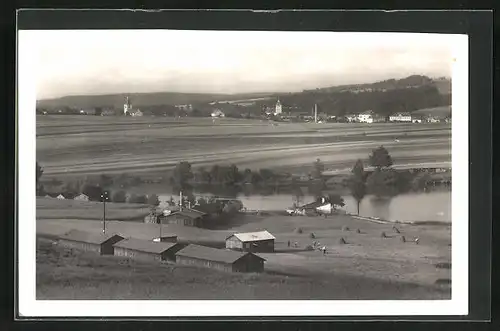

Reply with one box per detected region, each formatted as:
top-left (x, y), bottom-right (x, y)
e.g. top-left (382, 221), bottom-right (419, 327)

top-left (101, 191), bottom-right (109, 234)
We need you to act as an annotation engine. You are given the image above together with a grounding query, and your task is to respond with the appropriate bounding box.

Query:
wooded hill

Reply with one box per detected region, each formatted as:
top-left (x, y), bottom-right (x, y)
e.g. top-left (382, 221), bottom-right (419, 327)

top-left (37, 75), bottom-right (451, 117)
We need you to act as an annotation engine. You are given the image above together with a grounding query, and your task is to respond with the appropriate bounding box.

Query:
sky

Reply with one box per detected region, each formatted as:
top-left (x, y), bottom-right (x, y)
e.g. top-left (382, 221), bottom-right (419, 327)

top-left (24, 30), bottom-right (458, 100)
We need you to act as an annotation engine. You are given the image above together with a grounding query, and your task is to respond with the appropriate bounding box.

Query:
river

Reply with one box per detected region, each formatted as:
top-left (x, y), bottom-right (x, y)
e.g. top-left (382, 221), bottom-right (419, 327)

top-left (159, 190), bottom-right (451, 223)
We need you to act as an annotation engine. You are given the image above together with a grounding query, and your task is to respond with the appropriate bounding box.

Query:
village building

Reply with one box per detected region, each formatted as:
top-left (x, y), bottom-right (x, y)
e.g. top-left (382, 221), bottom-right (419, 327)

top-left (211, 109), bottom-right (225, 118)
top-left (225, 230), bottom-right (275, 253)
top-left (74, 193), bottom-right (89, 201)
top-left (412, 115), bottom-right (424, 123)
top-left (113, 238), bottom-right (184, 262)
top-left (345, 114), bottom-right (359, 123)
top-left (164, 208), bottom-right (209, 227)
top-left (56, 194), bottom-right (66, 200)
top-left (389, 112), bottom-right (412, 122)
top-left (123, 96), bottom-right (143, 116)
top-left (357, 110), bottom-right (374, 123)
top-left (175, 244), bottom-right (266, 273)
top-left (426, 115), bottom-right (441, 123)
top-left (58, 229), bottom-right (125, 255)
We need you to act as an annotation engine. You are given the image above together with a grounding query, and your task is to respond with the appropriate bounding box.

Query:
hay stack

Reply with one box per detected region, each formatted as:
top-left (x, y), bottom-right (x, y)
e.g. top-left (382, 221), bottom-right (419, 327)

top-left (294, 227), bottom-right (303, 234)
top-left (356, 228), bottom-right (361, 234)
top-left (309, 232), bottom-right (316, 239)
top-left (342, 226), bottom-right (350, 232)
top-left (380, 231), bottom-right (387, 238)
top-left (338, 237), bottom-right (347, 244)
top-left (400, 235), bottom-right (406, 243)
top-left (392, 226), bottom-right (400, 233)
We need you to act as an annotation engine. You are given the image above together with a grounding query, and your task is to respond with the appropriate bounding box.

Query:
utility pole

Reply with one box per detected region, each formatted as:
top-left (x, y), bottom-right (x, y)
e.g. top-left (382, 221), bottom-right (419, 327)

top-left (100, 191), bottom-right (109, 234)
top-left (314, 103), bottom-right (318, 123)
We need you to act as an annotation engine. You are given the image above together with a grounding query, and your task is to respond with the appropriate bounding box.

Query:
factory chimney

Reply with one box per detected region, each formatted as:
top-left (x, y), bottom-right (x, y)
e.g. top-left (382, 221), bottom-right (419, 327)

top-left (314, 103), bottom-right (318, 123)
top-left (179, 191), bottom-right (183, 211)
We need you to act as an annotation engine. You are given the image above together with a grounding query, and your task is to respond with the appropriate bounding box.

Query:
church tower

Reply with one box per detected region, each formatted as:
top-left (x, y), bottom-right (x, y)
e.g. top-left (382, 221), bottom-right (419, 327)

top-left (123, 96), bottom-right (132, 115)
top-left (275, 98), bottom-right (282, 115)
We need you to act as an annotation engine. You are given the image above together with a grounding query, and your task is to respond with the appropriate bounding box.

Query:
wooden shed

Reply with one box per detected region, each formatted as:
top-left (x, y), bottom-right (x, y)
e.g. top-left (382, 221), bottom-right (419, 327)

top-left (113, 238), bottom-right (184, 262)
top-left (164, 209), bottom-right (208, 227)
top-left (58, 229), bottom-right (125, 255)
top-left (175, 244), bottom-right (266, 273)
top-left (225, 230), bottom-right (276, 253)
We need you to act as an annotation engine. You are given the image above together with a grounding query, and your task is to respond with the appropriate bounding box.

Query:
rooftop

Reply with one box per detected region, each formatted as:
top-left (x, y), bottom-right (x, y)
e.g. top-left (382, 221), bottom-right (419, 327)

top-left (228, 230), bottom-right (276, 242)
top-left (169, 208), bottom-right (207, 219)
top-left (113, 238), bottom-right (180, 254)
top-left (175, 244), bottom-right (265, 264)
top-left (60, 229), bottom-right (124, 245)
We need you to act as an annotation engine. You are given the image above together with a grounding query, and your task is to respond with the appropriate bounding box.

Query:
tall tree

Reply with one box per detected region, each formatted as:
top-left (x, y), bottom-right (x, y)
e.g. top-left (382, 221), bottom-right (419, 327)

top-left (171, 161), bottom-right (193, 193)
top-left (349, 159), bottom-right (366, 215)
top-left (351, 159), bottom-right (365, 179)
top-left (312, 158), bottom-right (325, 179)
top-left (368, 146), bottom-right (393, 170)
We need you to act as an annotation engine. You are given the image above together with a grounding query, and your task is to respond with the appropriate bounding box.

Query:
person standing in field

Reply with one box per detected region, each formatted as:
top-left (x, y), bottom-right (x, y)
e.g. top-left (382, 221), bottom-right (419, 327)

top-left (322, 246), bottom-right (326, 255)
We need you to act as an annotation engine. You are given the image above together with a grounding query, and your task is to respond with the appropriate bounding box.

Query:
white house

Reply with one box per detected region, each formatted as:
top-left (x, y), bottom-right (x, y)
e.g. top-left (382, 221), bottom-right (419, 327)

top-left (211, 109), bottom-right (225, 118)
top-left (345, 114), bottom-right (358, 122)
top-left (358, 110), bottom-right (374, 123)
top-left (56, 194), bottom-right (66, 200)
top-left (426, 116), bottom-right (441, 123)
top-left (389, 112), bottom-right (412, 122)
top-left (130, 109), bottom-right (143, 117)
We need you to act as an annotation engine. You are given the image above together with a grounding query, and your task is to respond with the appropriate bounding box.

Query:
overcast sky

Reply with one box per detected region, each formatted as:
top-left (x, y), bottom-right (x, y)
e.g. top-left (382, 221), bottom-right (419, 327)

top-left (26, 30), bottom-right (457, 99)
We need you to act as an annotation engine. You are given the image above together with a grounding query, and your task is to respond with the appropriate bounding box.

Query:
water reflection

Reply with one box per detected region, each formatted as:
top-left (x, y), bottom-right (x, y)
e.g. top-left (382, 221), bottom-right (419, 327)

top-left (159, 190), bottom-right (451, 223)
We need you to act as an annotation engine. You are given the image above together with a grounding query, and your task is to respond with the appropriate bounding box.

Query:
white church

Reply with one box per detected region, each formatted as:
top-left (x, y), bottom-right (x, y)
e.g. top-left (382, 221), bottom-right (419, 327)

top-left (123, 96), bottom-right (143, 117)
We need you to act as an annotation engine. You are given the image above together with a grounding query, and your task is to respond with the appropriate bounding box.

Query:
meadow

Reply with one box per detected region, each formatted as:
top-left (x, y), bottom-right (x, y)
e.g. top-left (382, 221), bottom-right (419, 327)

top-left (37, 198), bottom-right (451, 299)
top-left (37, 115), bottom-right (451, 179)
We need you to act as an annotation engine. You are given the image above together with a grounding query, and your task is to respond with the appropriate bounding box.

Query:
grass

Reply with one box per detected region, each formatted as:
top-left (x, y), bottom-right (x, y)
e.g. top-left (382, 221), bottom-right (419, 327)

top-left (36, 239), bottom-right (451, 300)
top-left (37, 202), bottom-right (452, 291)
top-left (37, 197), bottom-right (152, 221)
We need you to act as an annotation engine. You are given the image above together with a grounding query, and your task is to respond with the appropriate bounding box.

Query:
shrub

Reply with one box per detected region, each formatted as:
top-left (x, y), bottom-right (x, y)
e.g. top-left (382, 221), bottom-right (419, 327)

top-left (112, 190), bottom-right (127, 203)
top-left (147, 194), bottom-right (160, 206)
top-left (128, 194), bottom-right (147, 204)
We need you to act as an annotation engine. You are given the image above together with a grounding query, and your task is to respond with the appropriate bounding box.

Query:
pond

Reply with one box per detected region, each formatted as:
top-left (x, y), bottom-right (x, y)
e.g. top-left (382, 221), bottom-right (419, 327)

top-left (159, 190), bottom-right (452, 223)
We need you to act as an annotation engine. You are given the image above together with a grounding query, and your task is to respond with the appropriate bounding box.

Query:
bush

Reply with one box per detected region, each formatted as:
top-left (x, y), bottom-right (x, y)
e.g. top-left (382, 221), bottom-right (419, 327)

top-left (112, 190), bottom-right (127, 203)
top-left (147, 194), bottom-right (160, 206)
top-left (128, 194), bottom-right (147, 204)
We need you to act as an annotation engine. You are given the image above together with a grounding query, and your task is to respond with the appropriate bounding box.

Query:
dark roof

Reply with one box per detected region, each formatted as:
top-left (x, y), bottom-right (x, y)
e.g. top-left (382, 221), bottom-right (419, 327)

top-left (59, 229), bottom-right (124, 245)
top-left (169, 208), bottom-right (207, 219)
top-left (175, 244), bottom-right (265, 264)
top-left (113, 238), bottom-right (180, 254)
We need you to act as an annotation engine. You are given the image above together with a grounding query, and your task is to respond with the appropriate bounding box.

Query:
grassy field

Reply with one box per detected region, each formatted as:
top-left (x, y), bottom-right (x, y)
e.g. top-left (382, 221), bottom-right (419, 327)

top-left (37, 197), bottom-right (151, 221)
top-left (37, 115), bottom-right (451, 179)
top-left (37, 236), bottom-right (450, 300)
top-left (37, 197), bottom-right (451, 299)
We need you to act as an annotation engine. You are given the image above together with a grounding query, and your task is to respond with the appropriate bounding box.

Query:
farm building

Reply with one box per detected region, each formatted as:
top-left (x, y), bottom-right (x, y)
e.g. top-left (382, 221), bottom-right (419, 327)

top-left (56, 194), bottom-right (66, 200)
top-left (113, 238), bottom-right (185, 262)
top-left (164, 208), bottom-right (209, 227)
top-left (175, 244), bottom-right (266, 273)
top-left (225, 230), bottom-right (276, 253)
top-left (58, 229), bottom-right (125, 255)
top-left (152, 235), bottom-right (178, 243)
top-left (74, 193), bottom-right (89, 201)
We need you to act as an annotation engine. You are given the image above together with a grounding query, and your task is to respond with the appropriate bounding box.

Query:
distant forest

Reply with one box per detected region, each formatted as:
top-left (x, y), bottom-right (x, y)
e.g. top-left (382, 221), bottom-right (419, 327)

top-left (37, 75), bottom-right (451, 118)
